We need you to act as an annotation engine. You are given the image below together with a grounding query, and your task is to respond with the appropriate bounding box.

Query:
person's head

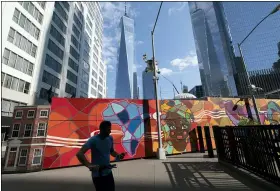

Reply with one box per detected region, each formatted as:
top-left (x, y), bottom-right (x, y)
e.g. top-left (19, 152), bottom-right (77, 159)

top-left (99, 120), bottom-right (111, 137)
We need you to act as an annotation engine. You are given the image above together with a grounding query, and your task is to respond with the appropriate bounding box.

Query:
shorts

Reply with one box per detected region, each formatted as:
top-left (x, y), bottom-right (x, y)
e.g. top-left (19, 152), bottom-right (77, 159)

top-left (92, 172), bottom-right (115, 191)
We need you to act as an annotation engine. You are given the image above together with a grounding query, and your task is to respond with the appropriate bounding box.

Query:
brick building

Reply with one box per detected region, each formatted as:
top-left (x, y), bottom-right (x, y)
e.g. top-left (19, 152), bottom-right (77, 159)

top-left (3, 105), bottom-right (50, 173)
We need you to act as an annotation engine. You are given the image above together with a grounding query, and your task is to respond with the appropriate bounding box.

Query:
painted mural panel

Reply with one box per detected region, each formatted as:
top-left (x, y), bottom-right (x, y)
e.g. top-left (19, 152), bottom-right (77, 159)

top-left (43, 97), bottom-right (280, 169)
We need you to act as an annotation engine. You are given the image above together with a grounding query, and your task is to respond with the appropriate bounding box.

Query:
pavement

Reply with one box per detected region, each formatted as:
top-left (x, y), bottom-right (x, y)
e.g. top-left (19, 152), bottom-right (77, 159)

top-left (2, 153), bottom-right (277, 191)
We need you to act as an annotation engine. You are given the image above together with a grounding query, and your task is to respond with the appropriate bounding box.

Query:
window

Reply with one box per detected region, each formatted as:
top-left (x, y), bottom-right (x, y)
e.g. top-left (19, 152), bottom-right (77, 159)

top-left (37, 123), bottom-right (46, 137)
top-left (83, 50), bottom-right (90, 64)
top-left (91, 88), bottom-right (96, 96)
top-left (91, 78), bottom-right (97, 87)
top-left (50, 25), bottom-right (65, 46)
top-left (0, 72), bottom-right (31, 94)
top-left (48, 39), bottom-right (64, 60)
top-left (38, 2), bottom-right (46, 10)
top-left (15, 110), bottom-right (23, 118)
top-left (40, 110), bottom-right (49, 118)
top-left (27, 110), bottom-right (35, 118)
top-left (52, 12), bottom-right (66, 34)
top-left (45, 54), bottom-right (62, 74)
top-left (32, 149), bottom-right (42, 165)
top-left (98, 85), bottom-right (103, 92)
top-left (19, 2), bottom-right (43, 24)
top-left (39, 88), bottom-right (58, 100)
top-left (68, 58), bottom-right (79, 72)
top-left (55, 2), bottom-right (68, 21)
top-left (65, 83), bottom-right (76, 95)
top-left (13, 9), bottom-right (41, 40)
top-left (93, 53), bottom-right (98, 63)
top-left (42, 70), bottom-right (60, 89)
top-left (86, 23), bottom-right (92, 34)
top-left (70, 46), bottom-right (80, 61)
top-left (61, 1), bottom-right (70, 11)
top-left (86, 15), bottom-right (93, 28)
top-left (73, 14), bottom-right (82, 31)
top-left (2, 49), bottom-right (34, 76)
top-left (7, 28), bottom-right (37, 57)
top-left (71, 35), bottom-right (80, 50)
top-left (11, 124), bottom-right (20, 137)
top-left (99, 77), bottom-right (103, 84)
top-left (92, 70), bottom-right (97, 78)
top-left (80, 91), bottom-right (88, 98)
top-left (18, 149), bottom-right (28, 165)
top-left (72, 24), bottom-right (80, 39)
top-left (3, 74), bottom-right (12, 88)
top-left (84, 32), bottom-right (92, 45)
top-left (67, 70), bottom-right (78, 84)
top-left (24, 124), bottom-right (32, 137)
top-left (82, 70), bottom-right (89, 82)
top-left (80, 81), bottom-right (88, 91)
top-left (94, 45), bottom-right (99, 56)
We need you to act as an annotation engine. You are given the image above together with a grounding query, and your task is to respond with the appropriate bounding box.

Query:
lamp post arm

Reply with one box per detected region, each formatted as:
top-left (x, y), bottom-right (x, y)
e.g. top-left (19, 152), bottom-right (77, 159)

top-left (240, 13), bottom-right (272, 46)
top-left (152, 2), bottom-right (163, 35)
top-left (159, 74), bottom-right (180, 94)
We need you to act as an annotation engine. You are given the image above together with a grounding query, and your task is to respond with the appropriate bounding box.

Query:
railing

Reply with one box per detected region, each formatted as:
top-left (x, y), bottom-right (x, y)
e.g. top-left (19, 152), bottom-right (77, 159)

top-left (213, 125), bottom-right (280, 185)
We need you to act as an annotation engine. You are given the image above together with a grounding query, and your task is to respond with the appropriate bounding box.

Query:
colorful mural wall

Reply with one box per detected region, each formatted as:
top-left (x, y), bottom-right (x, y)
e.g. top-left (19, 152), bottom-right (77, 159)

top-left (42, 97), bottom-right (280, 169)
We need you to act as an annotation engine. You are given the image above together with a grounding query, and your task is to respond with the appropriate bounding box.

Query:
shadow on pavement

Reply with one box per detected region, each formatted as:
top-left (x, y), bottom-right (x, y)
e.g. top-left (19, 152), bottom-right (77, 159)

top-left (163, 161), bottom-right (264, 191)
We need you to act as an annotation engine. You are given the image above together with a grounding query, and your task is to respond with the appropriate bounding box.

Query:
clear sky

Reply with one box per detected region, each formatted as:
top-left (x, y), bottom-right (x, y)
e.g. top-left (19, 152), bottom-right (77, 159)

top-left (101, 2), bottom-right (201, 99)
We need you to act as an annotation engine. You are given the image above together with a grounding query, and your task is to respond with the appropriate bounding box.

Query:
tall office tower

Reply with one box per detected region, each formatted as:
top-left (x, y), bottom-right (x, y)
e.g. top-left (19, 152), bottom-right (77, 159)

top-left (221, 2), bottom-right (280, 96)
top-left (189, 2), bottom-right (238, 97)
top-left (115, 10), bottom-right (135, 99)
top-left (1, 2), bottom-right (106, 127)
top-left (142, 70), bottom-right (155, 99)
top-left (133, 72), bottom-right (138, 99)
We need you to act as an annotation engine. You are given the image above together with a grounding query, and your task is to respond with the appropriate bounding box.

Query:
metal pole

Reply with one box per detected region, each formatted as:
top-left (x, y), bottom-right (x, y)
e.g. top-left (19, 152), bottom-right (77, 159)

top-left (151, 31), bottom-right (166, 159)
top-left (237, 43), bottom-right (261, 124)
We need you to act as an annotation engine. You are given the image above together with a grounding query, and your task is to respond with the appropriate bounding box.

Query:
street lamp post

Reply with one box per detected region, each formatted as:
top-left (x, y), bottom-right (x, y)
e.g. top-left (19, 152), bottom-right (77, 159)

top-left (146, 2), bottom-right (166, 159)
top-left (237, 4), bottom-right (280, 124)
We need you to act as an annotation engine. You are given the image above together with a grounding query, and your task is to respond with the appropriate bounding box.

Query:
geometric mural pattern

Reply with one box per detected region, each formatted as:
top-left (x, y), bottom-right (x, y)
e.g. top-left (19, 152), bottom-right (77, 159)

top-left (42, 97), bottom-right (280, 169)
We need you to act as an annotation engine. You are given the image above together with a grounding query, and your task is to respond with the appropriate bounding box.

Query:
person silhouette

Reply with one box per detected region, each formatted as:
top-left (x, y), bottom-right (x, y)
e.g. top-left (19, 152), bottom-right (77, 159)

top-left (76, 120), bottom-right (126, 191)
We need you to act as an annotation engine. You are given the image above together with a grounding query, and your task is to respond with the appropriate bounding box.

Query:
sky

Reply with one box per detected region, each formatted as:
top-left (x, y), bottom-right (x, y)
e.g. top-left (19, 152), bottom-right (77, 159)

top-left (100, 2), bottom-right (201, 99)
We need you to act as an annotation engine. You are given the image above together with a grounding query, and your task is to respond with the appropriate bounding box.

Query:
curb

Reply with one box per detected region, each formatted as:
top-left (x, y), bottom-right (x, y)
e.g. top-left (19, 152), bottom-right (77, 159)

top-left (219, 160), bottom-right (280, 191)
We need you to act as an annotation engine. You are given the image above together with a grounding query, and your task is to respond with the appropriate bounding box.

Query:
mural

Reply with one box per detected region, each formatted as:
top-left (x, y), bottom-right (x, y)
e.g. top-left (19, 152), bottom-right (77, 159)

top-left (42, 97), bottom-right (280, 169)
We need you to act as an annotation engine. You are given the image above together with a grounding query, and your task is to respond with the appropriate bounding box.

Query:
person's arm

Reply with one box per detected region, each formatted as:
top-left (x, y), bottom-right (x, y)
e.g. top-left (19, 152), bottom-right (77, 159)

top-left (109, 136), bottom-right (126, 159)
top-left (76, 144), bottom-right (91, 168)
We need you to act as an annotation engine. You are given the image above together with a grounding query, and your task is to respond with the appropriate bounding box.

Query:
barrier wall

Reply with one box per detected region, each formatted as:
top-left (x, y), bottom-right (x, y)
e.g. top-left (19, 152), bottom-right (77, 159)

top-left (42, 97), bottom-right (280, 169)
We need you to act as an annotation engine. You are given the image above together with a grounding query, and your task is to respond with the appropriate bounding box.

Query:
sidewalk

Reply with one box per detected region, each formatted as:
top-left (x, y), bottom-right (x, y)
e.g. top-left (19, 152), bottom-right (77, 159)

top-left (1, 153), bottom-right (273, 191)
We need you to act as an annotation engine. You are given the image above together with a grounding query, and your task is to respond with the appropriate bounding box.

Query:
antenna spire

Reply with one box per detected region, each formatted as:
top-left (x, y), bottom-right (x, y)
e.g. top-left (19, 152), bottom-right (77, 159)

top-left (125, 2), bottom-right (127, 16)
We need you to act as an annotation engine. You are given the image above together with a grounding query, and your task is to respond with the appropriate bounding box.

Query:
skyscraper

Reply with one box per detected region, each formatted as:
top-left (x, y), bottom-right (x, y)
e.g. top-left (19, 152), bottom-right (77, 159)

top-left (222, 2), bottom-right (280, 71)
top-left (142, 70), bottom-right (155, 99)
top-left (189, 2), bottom-right (238, 97)
top-left (115, 10), bottom-right (135, 99)
top-left (1, 2), bottom-right (106, 127)
top-left (133, 72), bottom-right (138, 99)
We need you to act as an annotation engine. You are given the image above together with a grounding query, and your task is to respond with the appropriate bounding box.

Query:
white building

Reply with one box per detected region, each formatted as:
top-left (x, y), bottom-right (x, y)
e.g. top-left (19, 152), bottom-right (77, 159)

top-left (1, 2), bottom-right (106, 116)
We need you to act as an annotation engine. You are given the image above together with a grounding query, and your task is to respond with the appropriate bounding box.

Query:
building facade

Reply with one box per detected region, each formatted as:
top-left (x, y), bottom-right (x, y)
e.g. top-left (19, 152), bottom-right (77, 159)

top-left (1, 2), bottom-right (106, 130)
top-left (133, 72), bottom-right (138, 99)
top-left (142, 70), bottom-right (155, 99)
top-left (189, 2), bottom-right (238, 97)
top-left (115, 14), bottom-right (135, 99)
top-left (189, 85), bottom-right (204, 98)
top-left (3, 105), bottom-right (50, 173)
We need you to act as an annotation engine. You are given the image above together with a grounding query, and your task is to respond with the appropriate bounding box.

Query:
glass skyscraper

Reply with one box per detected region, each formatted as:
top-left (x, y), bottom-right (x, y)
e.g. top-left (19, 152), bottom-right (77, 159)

top-left (142, 70), bottom-right (155, 99)
top-left (222, 2), bottom-right (280, 71)
top-left (115, 14), bottom-right (135, 99)
top-left (189, 2), bottom-right (238, 97)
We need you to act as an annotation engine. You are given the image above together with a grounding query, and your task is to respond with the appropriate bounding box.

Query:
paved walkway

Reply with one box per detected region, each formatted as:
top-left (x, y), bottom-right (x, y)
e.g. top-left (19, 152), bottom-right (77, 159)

top-left (1, 153), bottom-right (275, 191)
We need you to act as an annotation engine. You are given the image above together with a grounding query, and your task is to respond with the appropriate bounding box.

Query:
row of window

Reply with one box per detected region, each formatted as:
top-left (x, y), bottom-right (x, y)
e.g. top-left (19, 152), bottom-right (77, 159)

top-left (13, 9), bottom-right (40, 40)
top-left (48, 39), bottom-right (64, 60)
top-left (8, 28), bottom-right (37, 58)
top-left (54, 2), bottom-right (68, 22)
top-left (2, 72), bottom-right (30, 94)
top-left (2, 48), bottom-right (34, 76)
top-left (73, 14), bottom-right (82, 31)
top-left (60, 1), bottom-right (69, 11)
top-left (52, 12), bottom-right (66, 34)
top-left (37, 2), bottom-right (46, 10)
top-left (75, 5), bottom-right (84, 24)
top-left (19, 2), bottom-right (43, 24)
top-left (67, 70), bottom-right (77, 84)
top-left (50, 25), bottom-right (65, 47)
top-left (72, 24), bottom-right (80, 39)
top-left (14, 109), bottom-right (48, 119)
top-left (45, 54), bottom-right (62, 74)
top-left (10, 147), bottom-right (42, 166)
top-left (42, 70), bottom-right (60, 89)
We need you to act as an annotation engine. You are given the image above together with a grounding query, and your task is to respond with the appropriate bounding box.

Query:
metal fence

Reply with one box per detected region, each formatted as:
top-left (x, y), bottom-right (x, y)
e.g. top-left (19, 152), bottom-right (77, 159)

top-left (213, 125), bottom-right (280, 185)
